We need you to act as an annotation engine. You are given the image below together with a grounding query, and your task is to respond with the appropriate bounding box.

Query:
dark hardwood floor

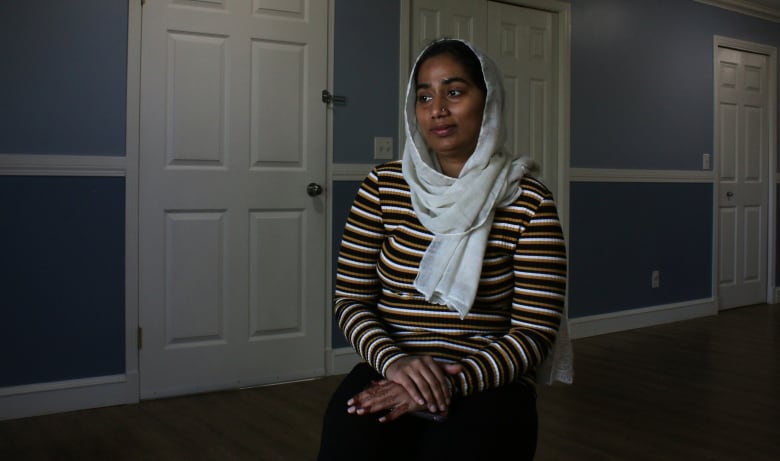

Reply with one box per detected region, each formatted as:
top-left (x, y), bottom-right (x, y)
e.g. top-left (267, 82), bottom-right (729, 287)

top-left (1, 304), bottom-right (777, 460)
top-left (535, 303), bottom-right (779, 460)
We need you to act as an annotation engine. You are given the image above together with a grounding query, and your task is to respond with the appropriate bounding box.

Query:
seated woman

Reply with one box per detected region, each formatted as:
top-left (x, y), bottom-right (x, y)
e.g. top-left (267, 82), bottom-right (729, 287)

top-left (317, 38), bottom-right (572, 461)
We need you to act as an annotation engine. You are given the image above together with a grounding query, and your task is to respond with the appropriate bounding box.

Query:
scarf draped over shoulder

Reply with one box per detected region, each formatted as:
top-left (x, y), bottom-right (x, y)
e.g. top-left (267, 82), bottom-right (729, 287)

top-left (401, 38), bottom-right (573, 385)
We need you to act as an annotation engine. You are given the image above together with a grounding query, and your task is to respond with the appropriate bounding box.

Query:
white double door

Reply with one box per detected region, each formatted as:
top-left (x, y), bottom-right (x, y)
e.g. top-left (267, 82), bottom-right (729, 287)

top-left (716, 45), bottom-right (770, 310)
top-left (411, 0), bottom-right (560, 199)
top-left (138, 0), bottom-right (328, 398)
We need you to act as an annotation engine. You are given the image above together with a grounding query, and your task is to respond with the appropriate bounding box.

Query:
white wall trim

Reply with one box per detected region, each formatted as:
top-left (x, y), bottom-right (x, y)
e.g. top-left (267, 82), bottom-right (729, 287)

top-left (569, 298), bottom-right (718, 339)
top-left (332, 163), bottom-right (378, 181)
top-left (327, 347), bottom-right (362, 376)
top-left (123, 0), bottom-right (142, 407)
top-left (0, 373), bottom-right (128, 398)
top-left (570, 167), bottom-right (714, 183)
top-left (324, 0), bottom-right (337, 383)
top-left (0, 154), bottom-right (126, 177)
top-left (693, 0), bottom-right (780, 23)
top-left (0, 371), bottom-right (138, 421)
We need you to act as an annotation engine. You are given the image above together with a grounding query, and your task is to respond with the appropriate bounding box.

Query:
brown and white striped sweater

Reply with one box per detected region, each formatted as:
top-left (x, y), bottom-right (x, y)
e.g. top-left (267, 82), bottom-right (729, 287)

top-left (334, 161), bottom-right (567, 396)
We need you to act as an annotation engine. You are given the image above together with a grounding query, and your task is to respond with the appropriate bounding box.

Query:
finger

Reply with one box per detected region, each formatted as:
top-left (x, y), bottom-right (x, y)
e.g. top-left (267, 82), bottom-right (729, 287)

top-left (390, 356), bottom-right (450, 410)
top-left (349, 382), bottom-right (401, 415)
top-left (425, 359), bottom-right (453, 409)
top-left (349, 380), bottom-right (389, 405)
top-left (391, 357), bottom-right (447, 411)
top-left (393, 373), bottom-right (426, 407)
top-left (412, 358), bottom-right (450, 412)
top-left (347, 381), bottom-right (378, 408)
top-left (386, 358), bottom-right (426, 406)
top-left (378, 401), bottom-right (413, 423)
top-left (410, 372), bottom-right (444, 413)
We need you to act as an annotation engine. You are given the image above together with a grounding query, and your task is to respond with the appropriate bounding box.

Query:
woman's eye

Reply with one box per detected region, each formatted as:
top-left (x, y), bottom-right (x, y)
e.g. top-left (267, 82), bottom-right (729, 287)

top-left (448, 89), bottom-right (462, 97)
top-left (417, 94), bottom-right (432, 103)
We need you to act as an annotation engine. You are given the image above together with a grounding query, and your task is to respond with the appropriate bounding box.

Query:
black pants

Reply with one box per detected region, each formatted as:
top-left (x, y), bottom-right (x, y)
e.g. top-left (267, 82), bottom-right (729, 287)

top-left (317, 363), bottom-right (538, 461)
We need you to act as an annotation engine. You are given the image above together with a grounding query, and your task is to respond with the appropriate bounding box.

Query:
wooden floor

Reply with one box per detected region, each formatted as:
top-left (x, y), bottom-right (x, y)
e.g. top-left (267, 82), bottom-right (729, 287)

top-left (1, 304), bottom-right (777, 460)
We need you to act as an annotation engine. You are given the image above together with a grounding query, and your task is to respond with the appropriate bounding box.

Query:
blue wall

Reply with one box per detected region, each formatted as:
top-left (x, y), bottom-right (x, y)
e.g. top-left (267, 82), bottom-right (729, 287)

top-left (331, 181), bottom-right (363, 348)
top-left (571, 0), bottom-right (780, 170)
top-left (0, 0), bottom-right (128, 388)
top-left (568, 182), bottom-right (713, 316)
top-left (331, 0), bottom-right (401, 348)
top-left (0, 177), bottom-right (125, 387)
top-left (2, 0), bottom-right (779, 388)
top-left (334, 0), bottom-right (780, 326)
top-left (0, 0), bottom-right (127, 155)
top-left (568, 0), bottom-right (780, 317)
top-left (333, 0), bottom-right (400, 163)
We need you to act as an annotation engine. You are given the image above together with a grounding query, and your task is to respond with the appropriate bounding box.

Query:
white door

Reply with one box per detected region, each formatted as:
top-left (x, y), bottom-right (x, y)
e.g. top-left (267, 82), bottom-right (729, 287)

top-left (410, 0), bottom-right (559, 196)
top-left (410, 0), bottom-right (486, 55)
top-left (716, 46), bottom-right (769, 310)
top-left (139, 0), bottom-right (328, 398)
top-left (487, 2), bottom-right (557, 195)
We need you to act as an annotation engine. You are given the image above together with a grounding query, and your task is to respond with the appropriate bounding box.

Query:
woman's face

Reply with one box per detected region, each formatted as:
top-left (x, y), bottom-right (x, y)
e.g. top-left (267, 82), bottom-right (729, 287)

top-left (414, 53), bottom-right (485, 167)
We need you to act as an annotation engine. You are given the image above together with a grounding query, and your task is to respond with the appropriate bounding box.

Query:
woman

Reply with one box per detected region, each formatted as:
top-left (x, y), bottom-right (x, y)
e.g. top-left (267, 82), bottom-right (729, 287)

top-left (317, 38), bottom-right (572, 461)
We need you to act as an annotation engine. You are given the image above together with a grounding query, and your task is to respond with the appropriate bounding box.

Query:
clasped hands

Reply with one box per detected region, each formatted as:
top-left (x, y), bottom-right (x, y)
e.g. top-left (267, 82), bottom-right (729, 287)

top-left (347, 356), bottom-right (462, 423)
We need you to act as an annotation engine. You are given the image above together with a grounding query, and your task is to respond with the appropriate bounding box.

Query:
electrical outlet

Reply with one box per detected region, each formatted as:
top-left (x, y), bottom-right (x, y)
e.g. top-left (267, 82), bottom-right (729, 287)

top-left (374, 137), bottom-right (393, 160)
top-left (651, 270), bottom-right (660, 288)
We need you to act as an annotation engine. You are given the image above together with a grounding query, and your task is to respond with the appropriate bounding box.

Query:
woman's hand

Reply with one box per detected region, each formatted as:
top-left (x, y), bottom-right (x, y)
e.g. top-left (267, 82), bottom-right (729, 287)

top-left (347, 380), bottom-right (426, 423)
top-left (385, 356), bottom-right (462, 414)
top-left (346, 358), bottom-right (462, 423)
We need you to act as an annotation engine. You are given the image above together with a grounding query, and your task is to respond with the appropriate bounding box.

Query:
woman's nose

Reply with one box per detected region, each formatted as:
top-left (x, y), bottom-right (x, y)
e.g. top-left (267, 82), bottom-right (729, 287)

top-left (431, 97), bottom-right (448, 117)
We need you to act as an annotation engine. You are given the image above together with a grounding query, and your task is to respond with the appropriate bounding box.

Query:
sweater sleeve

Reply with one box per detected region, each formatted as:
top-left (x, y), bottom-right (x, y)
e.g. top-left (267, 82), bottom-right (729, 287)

top-left (451, 181), bottom-right (568, 395)
top-left (333, 167), bottom-right (407, 375)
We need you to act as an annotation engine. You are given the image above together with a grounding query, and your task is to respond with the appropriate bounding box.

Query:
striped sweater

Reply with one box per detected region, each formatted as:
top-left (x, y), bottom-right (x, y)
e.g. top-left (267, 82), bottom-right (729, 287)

top-left (334, 161), bottom-right (567, 396)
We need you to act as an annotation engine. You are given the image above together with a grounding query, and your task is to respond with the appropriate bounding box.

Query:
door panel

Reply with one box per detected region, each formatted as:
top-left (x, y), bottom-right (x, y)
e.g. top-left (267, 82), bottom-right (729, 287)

top-left (410, 0), bottom-right (558, 195)
top-left (139, 0), bottom-right (328, 398)
top-left (487, 1), bottom-right (557, 195)
top-left (717, 47), bottom-right (768, 310)
top-left (411, 0), bottom-right (486, 55)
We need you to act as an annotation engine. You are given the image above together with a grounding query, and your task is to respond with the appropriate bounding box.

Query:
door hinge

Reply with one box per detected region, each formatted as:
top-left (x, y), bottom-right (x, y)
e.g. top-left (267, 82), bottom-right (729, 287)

top-left (322, 89), bottom-right (347, 105)
top-left (138, 326), bottom-right (143, 350)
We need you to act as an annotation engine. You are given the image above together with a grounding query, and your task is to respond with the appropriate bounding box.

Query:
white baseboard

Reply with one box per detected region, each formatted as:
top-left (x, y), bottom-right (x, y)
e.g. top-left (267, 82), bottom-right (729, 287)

top-left (0, 371), bottom-right (139, 421)
top-left (326, 347), bottom-right (361, 376)
top-left (2, 300), bottom-right (717, 421)
top-left (570, 298), bottom-right (718, 339)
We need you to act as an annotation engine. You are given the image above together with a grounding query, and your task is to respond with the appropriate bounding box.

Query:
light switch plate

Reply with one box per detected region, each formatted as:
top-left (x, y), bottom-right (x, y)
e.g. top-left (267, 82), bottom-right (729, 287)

top-left (374, 137), bottom-right (393, 160)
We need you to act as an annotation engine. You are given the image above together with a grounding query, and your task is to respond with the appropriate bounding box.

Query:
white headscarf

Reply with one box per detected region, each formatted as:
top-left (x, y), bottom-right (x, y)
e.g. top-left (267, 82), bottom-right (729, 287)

top-left (402, 39), bottom-right (530, 318)
top-left (402, 38), bottom-right (574, 385)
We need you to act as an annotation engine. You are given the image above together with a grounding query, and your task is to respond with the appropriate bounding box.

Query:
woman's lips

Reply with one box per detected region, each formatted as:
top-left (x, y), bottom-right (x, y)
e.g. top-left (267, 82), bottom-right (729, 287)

top-left (430, 124), bottom-right (455, 136)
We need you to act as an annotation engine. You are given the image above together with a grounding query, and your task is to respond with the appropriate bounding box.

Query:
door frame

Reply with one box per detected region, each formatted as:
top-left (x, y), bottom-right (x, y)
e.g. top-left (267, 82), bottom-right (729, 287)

top-left (712, 35), bottom-right (778, 307)
top-left (127, 0), bottom-right (336, 396)
top-left (398, 0), bottom-right (571, 237)
top-left (125, 0), bottom-right (142, 403)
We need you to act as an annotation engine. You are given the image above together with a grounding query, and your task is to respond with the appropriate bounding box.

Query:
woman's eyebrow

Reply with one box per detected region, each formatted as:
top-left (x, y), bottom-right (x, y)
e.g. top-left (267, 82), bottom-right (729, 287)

top-left (416, 76), bottom-right (471, 91)
top-left (442, 77), bottom-right (470, 85)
